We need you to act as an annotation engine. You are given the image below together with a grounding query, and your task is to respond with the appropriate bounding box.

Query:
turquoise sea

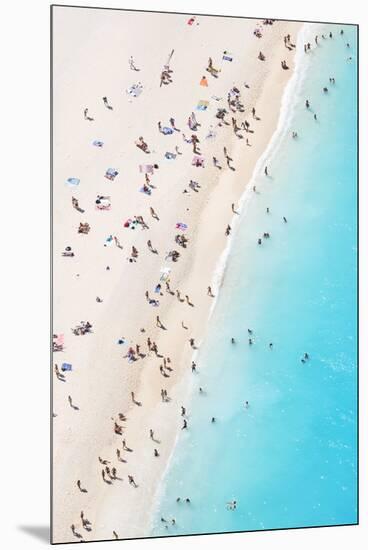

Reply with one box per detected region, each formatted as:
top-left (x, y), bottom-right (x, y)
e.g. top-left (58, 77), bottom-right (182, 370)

top-left (152, 22), bottom-right (358, 537)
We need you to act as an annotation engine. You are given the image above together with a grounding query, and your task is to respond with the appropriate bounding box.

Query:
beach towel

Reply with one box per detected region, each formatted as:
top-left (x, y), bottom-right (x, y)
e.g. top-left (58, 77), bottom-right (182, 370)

top-left (54, 334), bottom-right (64, 345)
top-left (164, 152), bottom-right (176, 160)
top-left (104, 235), bottom-right (113, 246)
top-left (192, 155), bottom-right (205, 167)
top-left (92, 140), bottom-right (104, 147)
top-left (196, 100), bottom-right (209, 111)
top-left (61, 362), bottom-right (72, 372)
top-left (66, 177), bottom-right (80, 187)
top-left (127, 83), bottom-right (143, 97)
top-left (200, 77), bottom-right (208, 87)
top-left (162, 127), bottom-right (173, 135)
top-left (222, 51), bottom-right (233, 62)
top-left (139, 164), bottom-right (154, 174)
top-left (187, 17), bottom-right (195, 25)
top-left (105, 168), bottom-right (118, 181)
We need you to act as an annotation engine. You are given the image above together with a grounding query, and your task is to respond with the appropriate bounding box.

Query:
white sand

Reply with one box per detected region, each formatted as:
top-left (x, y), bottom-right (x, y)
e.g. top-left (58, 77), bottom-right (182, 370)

top-left (52, 6), bottom-right (301, 543)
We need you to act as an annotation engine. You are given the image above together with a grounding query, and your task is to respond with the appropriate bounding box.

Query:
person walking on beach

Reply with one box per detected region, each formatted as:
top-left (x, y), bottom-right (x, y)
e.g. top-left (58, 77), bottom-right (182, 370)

top-left (131, 392), bottom-right (142, 406)
top-left (224, 147), bottom-right (235, 171)
top-left (182, 419), bottom-right (188, 429)
top-left (185, 295), bottom-right (194, 306)
top-left (147, 239), bottom-right (158, 254)
top-left (232, 203), bottom-right (239, 214)
top-left (213, 156), bottom-right (222, 169)
top-left (72, 197), bottom-right (84, 213)
top-left (225, 225), bottom-right (231, 236)
top-left (116, 449), bottom-right (126, 462)
top-left (102, 96), bottom-right (113, 110)
top-left (77, 480), bottom-right (87, 493)
top-left (264, 166), bottom-right (269, 176)
top-left (189, 338), bottom-right (197, 349)
top-left (101, 470), bottom-right (110, 484)
top-left (123, 439), bottom-right (133, 452)
top-left (156, 315), bottom-right (165, 329)
top-left (181, 406), bottom-right (186, 416)
top-left (150, 206), bottom-right (159, 220)
top-left (207, 286), bottom-right (215, 297)
top-left (128, 475), bottom-right (138, 487)
top-left (129, 55), bottom-right (140, 71)
top-left (71, 524), bottom-right (83, 540)
top-left (191, 361), bottom-right (197, 373)
top-left (68, 395), bottom-right (79, 410)
top-left (83, 108), bottom-right (94, 121)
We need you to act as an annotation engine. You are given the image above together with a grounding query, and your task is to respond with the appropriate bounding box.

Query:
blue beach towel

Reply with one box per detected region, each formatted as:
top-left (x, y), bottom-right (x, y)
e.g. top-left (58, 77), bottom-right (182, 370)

top-left (66, 177), bottom-right (80, 187)
top-left (61, 363), bottom-right (72, 372)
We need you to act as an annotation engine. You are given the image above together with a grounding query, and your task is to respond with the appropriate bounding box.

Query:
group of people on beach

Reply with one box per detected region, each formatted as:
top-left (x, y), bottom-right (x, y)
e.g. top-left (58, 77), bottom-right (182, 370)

top-left (55, 18), bottom-right (351, 541)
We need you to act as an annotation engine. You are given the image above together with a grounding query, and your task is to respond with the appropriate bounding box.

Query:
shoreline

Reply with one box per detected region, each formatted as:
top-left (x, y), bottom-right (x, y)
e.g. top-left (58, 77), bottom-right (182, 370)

top-left (52, 9), bottom-right (302, 543)
top-left (148, 22), bottom-right (315, 534)
top-left (149, 21), bottom-right (358, 536)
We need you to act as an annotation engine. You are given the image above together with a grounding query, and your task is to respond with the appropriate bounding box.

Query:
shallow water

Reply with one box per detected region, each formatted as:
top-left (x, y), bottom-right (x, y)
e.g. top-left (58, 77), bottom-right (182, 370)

top-left (152, 22), bottom-right (357, 536)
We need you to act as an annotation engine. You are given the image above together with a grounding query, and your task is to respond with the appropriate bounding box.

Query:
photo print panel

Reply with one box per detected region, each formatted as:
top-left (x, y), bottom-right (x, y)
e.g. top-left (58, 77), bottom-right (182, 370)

top-left (51, 5), bottom-right (358, 544)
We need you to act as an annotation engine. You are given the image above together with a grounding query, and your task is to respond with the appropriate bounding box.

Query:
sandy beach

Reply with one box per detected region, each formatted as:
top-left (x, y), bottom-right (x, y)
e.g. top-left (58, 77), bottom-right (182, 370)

top-left (52, 7), bottom-right (301, 543)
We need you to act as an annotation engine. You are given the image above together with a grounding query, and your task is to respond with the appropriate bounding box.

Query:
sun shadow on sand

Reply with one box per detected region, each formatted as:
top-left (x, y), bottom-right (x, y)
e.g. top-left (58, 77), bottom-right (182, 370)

top-left (18, 525), bottom-right (50, 543)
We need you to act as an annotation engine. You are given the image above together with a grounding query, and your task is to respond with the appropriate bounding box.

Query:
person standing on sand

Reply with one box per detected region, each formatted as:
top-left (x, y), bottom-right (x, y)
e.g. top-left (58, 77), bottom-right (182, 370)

top-left (225, 225), bottom-right (231, 236)
top-left (207, 286), bottom-right (215, 297)
top-left (232, 203), bottom-right (239, 214)
top-left (182, 419), bottom-right (188, 429)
